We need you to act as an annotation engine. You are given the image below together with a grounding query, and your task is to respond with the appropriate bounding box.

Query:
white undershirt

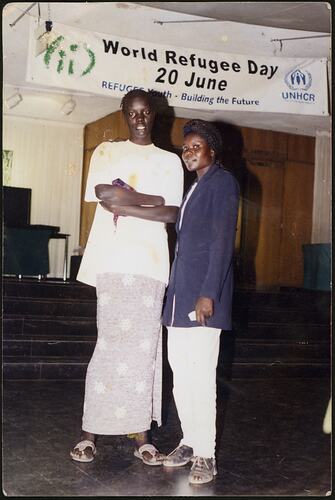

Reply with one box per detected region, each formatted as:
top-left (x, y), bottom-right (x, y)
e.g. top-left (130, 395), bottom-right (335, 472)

top-left (179, 182), bottom-right (197, 230)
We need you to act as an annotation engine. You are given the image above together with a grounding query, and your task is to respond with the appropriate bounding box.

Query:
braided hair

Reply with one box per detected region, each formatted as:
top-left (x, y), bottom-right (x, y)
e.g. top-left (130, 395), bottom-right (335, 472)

top-left (183, 119), bottom-right (223, 157)
top-left (120, 89), bottom-right (157, 114)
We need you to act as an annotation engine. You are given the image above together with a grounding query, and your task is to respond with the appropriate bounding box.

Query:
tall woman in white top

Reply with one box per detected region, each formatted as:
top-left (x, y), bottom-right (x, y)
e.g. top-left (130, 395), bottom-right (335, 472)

top-left (70, 90), bottom-right (184, 465)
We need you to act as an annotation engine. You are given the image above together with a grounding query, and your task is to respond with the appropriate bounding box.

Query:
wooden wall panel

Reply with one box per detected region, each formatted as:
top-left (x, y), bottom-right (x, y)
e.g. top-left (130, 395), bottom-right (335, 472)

top-left (279, 161), bottom-right (314, 286)
top-left (241, 161), bottom-right (284, 287)
top-left (170, 117), bottom-right (188, 147)
top-left (287, 134), bottom-right (315, 163)
top-left (241, 126), bottom-right (288, 161)
top-left (238, 132), bottom-right (315, 288)
top-left (84, 110), bottom-right (129, 150)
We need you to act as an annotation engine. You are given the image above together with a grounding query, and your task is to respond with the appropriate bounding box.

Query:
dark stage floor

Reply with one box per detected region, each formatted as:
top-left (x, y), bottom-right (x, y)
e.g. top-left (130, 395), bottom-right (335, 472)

top-left (2, 377), bottom-right (331, 497)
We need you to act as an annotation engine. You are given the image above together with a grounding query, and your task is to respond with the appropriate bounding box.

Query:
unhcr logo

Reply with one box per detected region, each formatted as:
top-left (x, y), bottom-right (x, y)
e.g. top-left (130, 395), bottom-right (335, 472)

top-left (43, 36), bottom-right (96, 76)
top-left (285, 69), bottom-right (312, 91)
top-left (282, 68), bottom-right (315, 104)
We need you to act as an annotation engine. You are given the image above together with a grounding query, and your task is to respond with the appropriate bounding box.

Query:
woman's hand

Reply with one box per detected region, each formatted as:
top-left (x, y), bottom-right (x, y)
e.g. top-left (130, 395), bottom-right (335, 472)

top-left (99, 201), bottom-right (127, 216)
top-left (95, 184), bottom-right (122, 201)
top-left (195, 297), bottom-right (214, 326)
top-left (99, 202), bottom-right (178, 223)
top-left (95, 184), bottom-right (165, 207)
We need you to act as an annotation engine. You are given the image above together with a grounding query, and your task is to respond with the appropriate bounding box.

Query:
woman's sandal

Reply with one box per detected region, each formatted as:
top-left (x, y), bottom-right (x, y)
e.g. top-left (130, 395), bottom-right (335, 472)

top-left (70, 440), bottom-right (97, 463)
top-left (134, 443), bottom-right (166, 466)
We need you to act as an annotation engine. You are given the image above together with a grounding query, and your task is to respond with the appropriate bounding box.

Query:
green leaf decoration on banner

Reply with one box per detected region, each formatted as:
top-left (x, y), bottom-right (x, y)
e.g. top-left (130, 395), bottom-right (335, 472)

top-left (44, 36), bottom-right (64, 67)
top-left (81, 47), bottom-right (96, 76)
top-left (57, 50), bottom-right (66, 73)
top-left (43, 37), bottom-right (96, 76)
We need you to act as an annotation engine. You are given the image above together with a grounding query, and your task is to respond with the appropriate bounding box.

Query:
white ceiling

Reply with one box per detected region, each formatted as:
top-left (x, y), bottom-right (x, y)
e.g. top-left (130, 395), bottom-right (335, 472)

top-left (3, 2), bottom-right (332, 136)
top-left (136, 2), bottom-right (331, 32)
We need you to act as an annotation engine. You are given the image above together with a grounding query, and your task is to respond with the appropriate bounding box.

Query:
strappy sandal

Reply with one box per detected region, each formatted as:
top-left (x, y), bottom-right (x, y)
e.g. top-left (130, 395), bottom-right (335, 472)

top-left (163, 444), bottom-right (194, 467)
top-left (70, 440), bottom-right (97, 463)
top-left (134, 443), bottom-right (166, 466)
top-left (188, 456), bottom-right (217, 484)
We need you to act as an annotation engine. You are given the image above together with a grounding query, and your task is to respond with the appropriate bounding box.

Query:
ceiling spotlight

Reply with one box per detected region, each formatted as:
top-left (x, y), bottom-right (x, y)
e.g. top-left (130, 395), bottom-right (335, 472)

top-left (61, 98), bottom-right (76, 115)
top-left (35, 21), bottom-right (60, 56)
top-left (5, 92), bottom-right (23, 110)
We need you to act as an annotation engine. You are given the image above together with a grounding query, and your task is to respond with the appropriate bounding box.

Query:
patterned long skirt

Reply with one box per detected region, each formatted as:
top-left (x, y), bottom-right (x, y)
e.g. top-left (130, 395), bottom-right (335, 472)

top-left (82, 272), bottom-right (166, 435)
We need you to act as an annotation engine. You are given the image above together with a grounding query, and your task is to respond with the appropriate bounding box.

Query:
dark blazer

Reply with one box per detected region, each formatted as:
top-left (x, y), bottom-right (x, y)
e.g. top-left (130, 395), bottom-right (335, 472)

top-left (162, 163), bottom-right (240, 330)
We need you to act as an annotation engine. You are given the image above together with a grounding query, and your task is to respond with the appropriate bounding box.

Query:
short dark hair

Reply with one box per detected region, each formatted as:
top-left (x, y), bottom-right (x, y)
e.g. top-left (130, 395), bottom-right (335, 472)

top-left (120, 89), bottom-right (157, 114)
top-left (183, 119), bottom-right (223, 156)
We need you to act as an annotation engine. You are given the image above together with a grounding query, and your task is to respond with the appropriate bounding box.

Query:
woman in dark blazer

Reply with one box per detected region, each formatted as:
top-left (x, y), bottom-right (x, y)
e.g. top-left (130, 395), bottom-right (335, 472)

top-left (162, 119), bottom-right (240, 485)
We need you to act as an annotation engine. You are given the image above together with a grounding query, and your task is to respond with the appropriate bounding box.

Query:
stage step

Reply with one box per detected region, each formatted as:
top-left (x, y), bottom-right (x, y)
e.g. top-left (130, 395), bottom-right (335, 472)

top-left (3, 316), bottom-right (97, 337)
top-left (3, 278), bottom-right (331, 380)
top-left (3, 278), bottom-right (96, 300)
top-left (3, 334), bottom-right (329, 360)
top-left (219, 361), bottom-right (330, 380)
top-left (2, 356), bottom-right (330, 381)
top-left (4, 316), bottom-right (330, 344)
top-left (4, 299), bottom-right (330, 325)
top-left (3, 278), bottom-right (330, 310)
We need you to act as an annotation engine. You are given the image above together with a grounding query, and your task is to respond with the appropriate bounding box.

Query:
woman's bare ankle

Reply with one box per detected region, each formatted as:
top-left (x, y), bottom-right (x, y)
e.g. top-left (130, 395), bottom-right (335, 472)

top-left (134, 430), bottom-right (150, 449)
top-left (81, 431), bottom-right (96, 443)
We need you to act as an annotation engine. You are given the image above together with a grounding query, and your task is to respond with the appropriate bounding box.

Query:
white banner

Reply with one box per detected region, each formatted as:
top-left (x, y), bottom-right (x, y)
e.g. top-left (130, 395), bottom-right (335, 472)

top-left (27, 18), bottom-right (329, 116)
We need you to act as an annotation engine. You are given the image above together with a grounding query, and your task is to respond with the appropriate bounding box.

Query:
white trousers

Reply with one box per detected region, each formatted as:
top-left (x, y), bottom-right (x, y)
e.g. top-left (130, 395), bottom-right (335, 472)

top-left (167, 326), bottom-right (221, 458)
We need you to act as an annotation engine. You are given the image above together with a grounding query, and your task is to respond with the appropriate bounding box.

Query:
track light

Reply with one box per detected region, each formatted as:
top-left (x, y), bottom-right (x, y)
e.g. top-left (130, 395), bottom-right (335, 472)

top-left (61, 98), bottom-right (76, 115)
top-left (35, 20), bottom-right (59, 56)
top-left (5, 92), bottom-right (23, 109)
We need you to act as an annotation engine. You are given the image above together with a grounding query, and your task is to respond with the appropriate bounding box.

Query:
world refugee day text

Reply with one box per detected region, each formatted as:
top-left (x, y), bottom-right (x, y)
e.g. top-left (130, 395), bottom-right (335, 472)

top-left (102, 39), bottom-right (279, 91)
